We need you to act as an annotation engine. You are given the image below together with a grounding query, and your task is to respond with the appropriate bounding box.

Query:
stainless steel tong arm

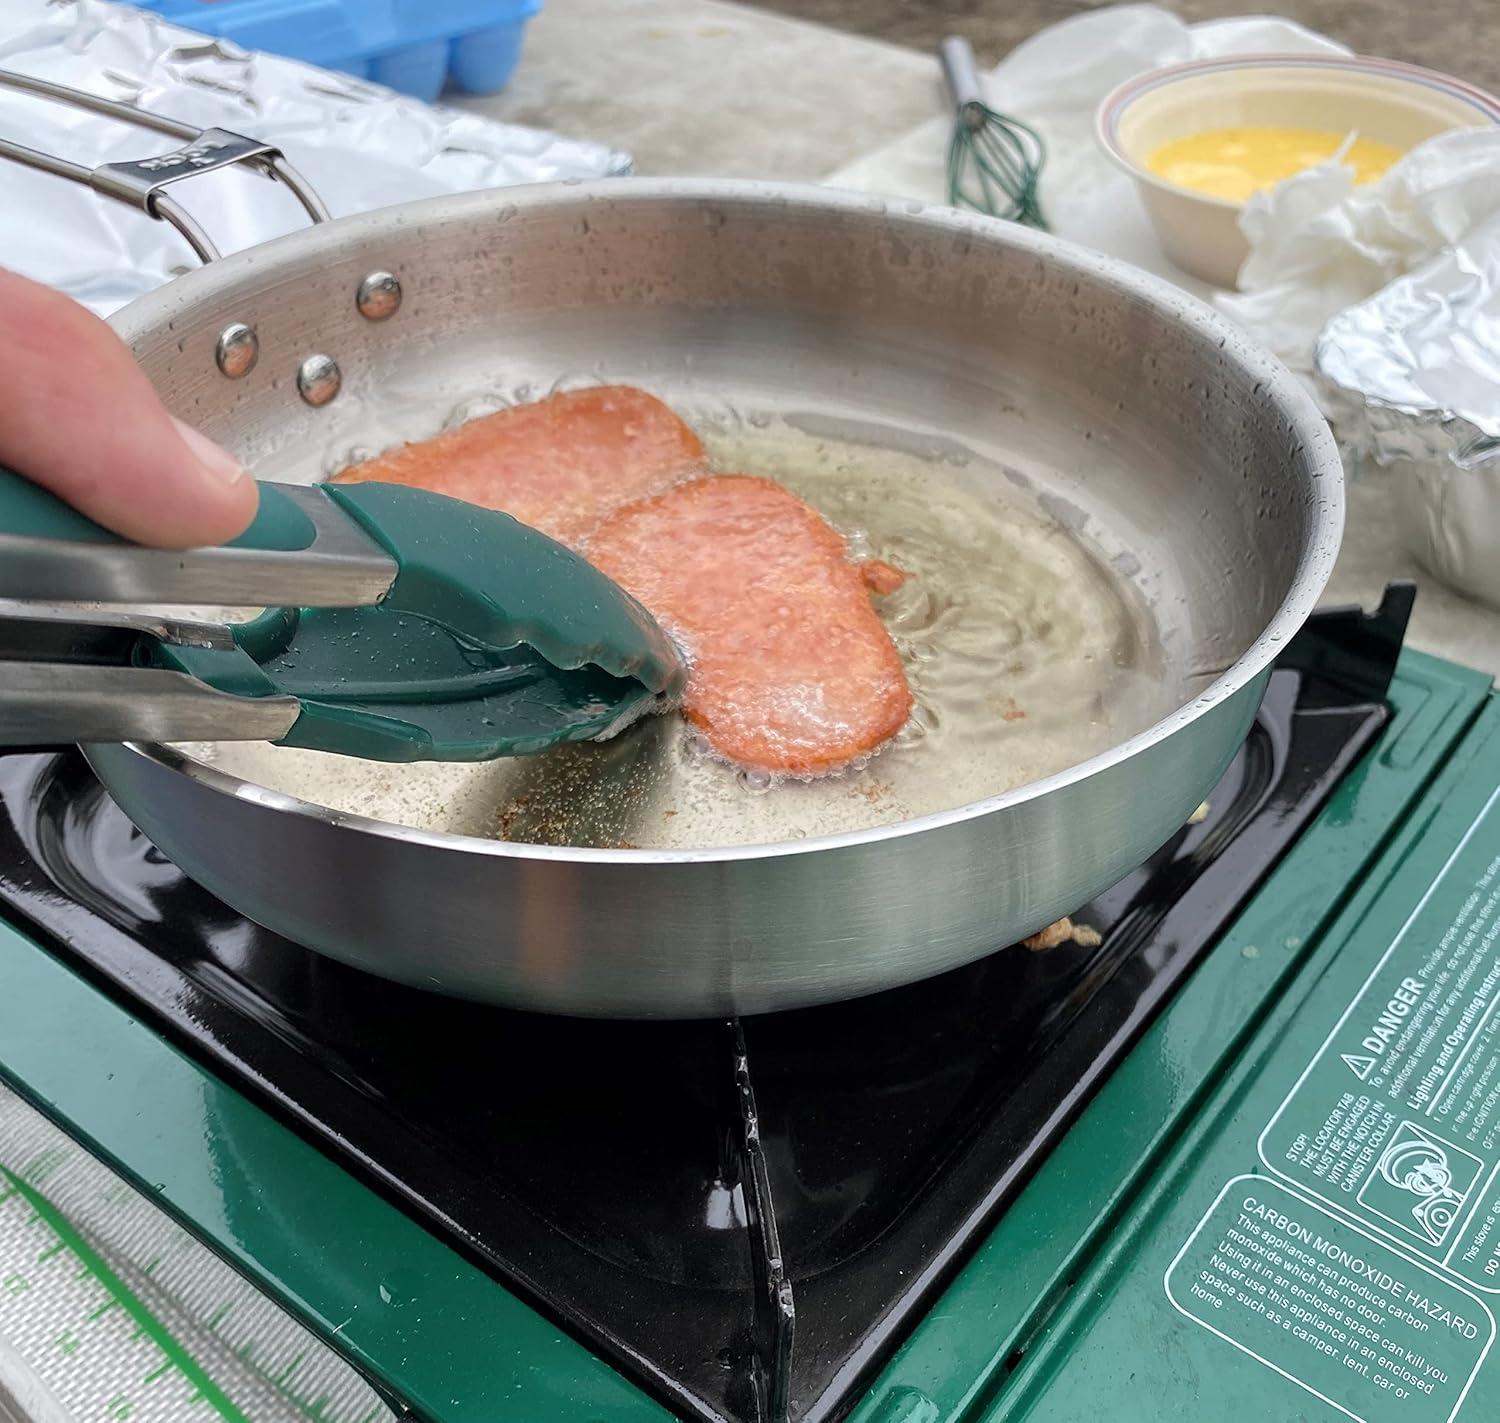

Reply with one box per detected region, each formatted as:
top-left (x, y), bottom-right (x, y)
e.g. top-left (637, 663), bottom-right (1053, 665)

top-left (0, 473), bottom-right (403, 745)
top-left (0, 608), bottom-right (300, 746)
top-left (0, 482), bottom-right (398, 608)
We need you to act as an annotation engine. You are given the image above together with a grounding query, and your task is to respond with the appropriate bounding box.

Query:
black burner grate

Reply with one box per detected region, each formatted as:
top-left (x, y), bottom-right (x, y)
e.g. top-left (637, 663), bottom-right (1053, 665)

top-left (0, 593), bottom-right (1409, 1423)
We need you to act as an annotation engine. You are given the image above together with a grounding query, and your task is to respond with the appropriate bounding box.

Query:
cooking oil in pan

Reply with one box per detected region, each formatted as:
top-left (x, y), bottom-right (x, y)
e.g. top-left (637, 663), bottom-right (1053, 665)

top-left (191, 412), bottom-right (1182, 851)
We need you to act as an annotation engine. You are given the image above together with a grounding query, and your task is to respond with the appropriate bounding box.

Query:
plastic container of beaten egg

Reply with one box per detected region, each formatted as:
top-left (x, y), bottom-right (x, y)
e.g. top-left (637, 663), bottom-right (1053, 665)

top-left (1096, 54), bottom-right (1500, 287)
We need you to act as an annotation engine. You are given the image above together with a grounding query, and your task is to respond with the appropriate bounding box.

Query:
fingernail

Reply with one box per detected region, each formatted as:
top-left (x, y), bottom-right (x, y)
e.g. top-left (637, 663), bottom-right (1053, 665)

top-left (171, 416), bottom-right (247, 487)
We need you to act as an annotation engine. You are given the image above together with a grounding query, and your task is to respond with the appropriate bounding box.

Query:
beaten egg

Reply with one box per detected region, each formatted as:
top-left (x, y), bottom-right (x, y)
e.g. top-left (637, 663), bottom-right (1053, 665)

top-left (1146, 125), bottom-right (1404, 202)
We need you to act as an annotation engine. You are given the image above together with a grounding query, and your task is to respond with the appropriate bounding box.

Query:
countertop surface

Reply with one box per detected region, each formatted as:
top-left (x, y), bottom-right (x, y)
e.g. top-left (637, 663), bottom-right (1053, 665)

top-left (755, 0), bottom-right (1500, 98)
top-left (463, 0), bottom-right (940, 180)
top-left (460, 0), bottom-right (1500, 675)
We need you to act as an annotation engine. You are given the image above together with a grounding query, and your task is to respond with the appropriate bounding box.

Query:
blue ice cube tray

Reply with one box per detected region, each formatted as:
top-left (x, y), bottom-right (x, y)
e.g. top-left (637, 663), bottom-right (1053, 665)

top-left (134, 0), bottom-right (541, 103)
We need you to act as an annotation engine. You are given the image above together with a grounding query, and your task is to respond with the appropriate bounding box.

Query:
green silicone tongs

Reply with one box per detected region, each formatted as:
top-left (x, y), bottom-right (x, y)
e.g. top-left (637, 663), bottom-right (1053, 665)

top-left (0, 470), bottom-right (685, 762)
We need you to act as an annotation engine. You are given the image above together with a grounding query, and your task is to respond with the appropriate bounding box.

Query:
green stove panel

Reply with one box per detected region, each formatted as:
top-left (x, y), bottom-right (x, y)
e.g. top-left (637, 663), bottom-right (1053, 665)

top-left (985, 695), bottom-right (1500, 1423)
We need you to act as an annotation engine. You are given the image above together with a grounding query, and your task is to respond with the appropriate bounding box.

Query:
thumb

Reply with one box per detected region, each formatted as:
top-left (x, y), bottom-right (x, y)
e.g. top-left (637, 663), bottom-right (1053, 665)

top-left (0, 267), bottom-right (258, 549)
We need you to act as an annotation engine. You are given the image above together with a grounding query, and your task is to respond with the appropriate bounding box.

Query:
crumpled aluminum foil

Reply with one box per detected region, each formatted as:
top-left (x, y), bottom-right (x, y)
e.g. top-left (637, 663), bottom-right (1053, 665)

top-left (1316, 210), bottom-right (1500, 609)
top-left (0, 0), bottom-right (630, 315)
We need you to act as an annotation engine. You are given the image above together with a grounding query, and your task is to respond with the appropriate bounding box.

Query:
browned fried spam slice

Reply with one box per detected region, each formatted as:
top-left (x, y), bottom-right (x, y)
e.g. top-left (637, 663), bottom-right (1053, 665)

top-left (588, 475), bottom-right (913, 774)
top-left (333, 386), bottom-right (707, 544)
top-left (860, 558), bottom-right (909, 595)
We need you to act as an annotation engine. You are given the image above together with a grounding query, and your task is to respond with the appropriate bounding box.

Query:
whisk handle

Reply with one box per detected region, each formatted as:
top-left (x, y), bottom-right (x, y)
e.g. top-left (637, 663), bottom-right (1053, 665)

top-left (939, 36), bottom-right (986, 116)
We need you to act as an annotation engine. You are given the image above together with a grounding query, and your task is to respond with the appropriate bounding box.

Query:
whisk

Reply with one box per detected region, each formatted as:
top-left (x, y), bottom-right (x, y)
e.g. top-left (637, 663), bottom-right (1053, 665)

top-left (940, 35), bottom-right (1047, 229)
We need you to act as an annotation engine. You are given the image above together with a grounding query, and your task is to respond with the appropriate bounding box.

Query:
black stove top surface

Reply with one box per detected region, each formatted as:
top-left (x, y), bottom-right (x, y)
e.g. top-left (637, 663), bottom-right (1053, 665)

top-left (0, 597), bottom-right (1409, 1423)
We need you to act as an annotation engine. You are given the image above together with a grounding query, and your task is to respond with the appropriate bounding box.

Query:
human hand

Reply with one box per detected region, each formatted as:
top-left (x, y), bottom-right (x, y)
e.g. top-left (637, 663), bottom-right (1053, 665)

top-left (0, 267), bottom-right (258, 549)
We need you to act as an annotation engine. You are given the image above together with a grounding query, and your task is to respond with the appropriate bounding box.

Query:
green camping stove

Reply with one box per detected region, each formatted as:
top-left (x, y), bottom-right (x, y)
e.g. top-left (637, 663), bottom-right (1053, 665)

top-left (1, 586), bottom-right (1499, 1423)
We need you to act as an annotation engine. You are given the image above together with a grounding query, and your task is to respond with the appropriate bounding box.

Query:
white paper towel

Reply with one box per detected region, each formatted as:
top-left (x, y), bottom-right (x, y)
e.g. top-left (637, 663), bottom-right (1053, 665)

top-left (1219, 126), bottom-right (1500, 376)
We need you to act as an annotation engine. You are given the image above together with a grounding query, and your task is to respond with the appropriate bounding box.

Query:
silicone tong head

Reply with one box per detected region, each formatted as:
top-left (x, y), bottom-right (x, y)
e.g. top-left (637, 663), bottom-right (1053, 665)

top-left (326, 482), bottom-right (685, 700)
top-left (150, 604), bottom-right (663, 762)
top-left (151, 483), bottom-right (687, 762)
top-left (0, 468), bottom-right (686, 763)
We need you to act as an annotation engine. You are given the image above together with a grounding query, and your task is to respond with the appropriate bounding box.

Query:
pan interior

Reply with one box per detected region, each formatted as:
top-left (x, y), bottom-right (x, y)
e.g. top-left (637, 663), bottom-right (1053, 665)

top-left (189, 399), bottom-right (1183, 848)
top-left (139, 192), bottom-right (1321, 852)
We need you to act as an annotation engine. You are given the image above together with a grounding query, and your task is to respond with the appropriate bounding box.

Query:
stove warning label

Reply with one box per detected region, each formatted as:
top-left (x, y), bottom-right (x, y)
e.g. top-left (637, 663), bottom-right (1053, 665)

top-left (1261, 789), bottom-right (1500, 1295)
top-left (1359, 1123), bottom-right (1482, 1250)
top-left (1166, 1177), bottom-right (1492, 1422)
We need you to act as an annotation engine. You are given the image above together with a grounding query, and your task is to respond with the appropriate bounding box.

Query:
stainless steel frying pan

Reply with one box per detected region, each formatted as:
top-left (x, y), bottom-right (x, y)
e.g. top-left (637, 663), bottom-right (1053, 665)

top-left (3, 79), bottom-right (1344, 1016)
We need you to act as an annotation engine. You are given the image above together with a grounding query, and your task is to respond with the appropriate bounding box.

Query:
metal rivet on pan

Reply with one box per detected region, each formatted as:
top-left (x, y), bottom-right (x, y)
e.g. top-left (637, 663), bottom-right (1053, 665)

top-left (297, 354), bottom-right (341, 407)
top-left (356, 270), bottom-right (402, 321)
top-left (215, 322), bottom-right (259, 379)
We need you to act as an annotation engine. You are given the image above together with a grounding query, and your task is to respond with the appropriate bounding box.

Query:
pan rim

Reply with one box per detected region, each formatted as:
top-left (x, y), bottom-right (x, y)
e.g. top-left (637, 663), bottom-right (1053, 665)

top-left (100, 176), bottom-right (1345, 868)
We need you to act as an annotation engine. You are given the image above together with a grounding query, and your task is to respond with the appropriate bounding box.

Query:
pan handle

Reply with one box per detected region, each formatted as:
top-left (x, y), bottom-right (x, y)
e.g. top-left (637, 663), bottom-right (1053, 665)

top-left (0, 69), bottom-right (328, 264)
